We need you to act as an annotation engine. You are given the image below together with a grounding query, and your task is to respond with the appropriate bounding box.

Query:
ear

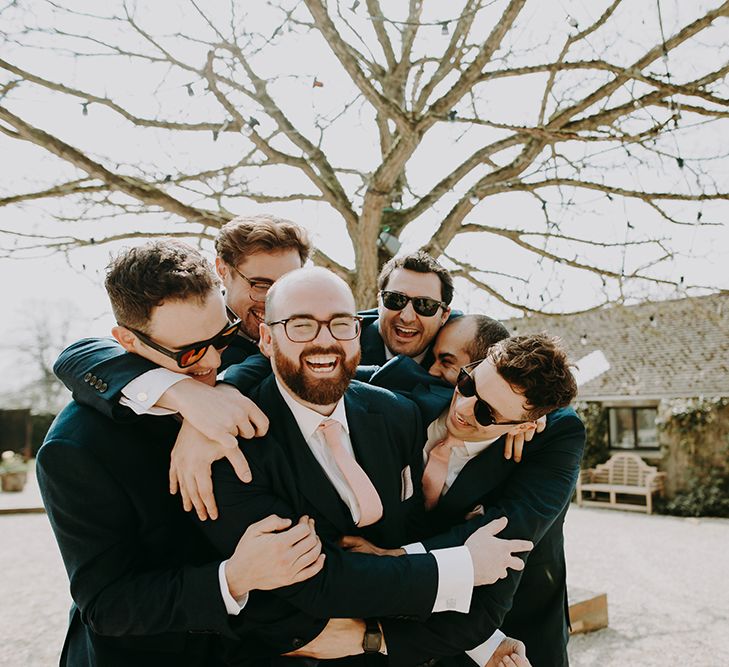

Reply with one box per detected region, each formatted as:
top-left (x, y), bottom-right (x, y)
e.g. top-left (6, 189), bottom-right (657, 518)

top-left (215, 257), bottom-right (228, 281)
top-left (440, 306), bottom-right (452, 326)
top-left (111, 325), bottom-right (138, 354)
top-left (259, 323), bottom-right (274, 359)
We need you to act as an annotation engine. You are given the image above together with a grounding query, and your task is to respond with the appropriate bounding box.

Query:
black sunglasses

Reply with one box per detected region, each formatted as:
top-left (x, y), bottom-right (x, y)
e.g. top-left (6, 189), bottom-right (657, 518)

top-left (128, 308), bottom-right (241, 368)
top-left (380, 290), bottom-right (447, 317)
top-left (456, 361), bottom-right (527, 427)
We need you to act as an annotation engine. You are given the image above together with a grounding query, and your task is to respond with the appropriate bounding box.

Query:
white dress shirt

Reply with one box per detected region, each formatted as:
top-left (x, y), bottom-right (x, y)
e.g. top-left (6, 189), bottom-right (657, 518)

top-left (275, 378), bottom-right (475, 615)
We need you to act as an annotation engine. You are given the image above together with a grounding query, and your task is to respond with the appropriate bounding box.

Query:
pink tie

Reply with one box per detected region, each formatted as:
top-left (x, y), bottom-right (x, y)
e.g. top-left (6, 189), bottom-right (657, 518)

top-left (422, 434), bottom-right (463, 510)
top-left (317, 419), bottom-right (384, 527)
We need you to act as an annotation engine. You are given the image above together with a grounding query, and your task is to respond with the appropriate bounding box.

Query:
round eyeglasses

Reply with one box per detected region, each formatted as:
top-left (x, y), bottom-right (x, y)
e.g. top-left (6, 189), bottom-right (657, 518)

top-left (266, 315), bottom-right (363, 342)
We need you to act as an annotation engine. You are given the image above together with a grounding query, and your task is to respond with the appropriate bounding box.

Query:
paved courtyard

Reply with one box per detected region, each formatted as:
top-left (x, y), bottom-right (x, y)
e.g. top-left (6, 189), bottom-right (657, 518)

top-left (1, 490), bottom-right (727, 666)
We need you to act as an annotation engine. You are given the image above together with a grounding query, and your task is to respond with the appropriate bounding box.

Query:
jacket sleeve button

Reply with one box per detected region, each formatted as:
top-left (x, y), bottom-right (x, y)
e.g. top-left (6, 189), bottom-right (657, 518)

top-left (83, 373), bottom-right (92, 383)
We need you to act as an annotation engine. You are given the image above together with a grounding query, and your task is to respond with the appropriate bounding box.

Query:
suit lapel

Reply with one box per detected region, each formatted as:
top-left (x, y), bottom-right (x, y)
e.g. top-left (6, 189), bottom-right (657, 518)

top-left (259, 378), bottom-right (354, 536)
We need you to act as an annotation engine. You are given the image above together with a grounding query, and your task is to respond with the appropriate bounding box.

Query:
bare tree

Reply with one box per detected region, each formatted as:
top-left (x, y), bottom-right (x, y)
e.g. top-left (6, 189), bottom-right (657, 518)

top-left (0, 0), bottom-right (728, 311)
top-left (0, 301), bottom-right (77, 414)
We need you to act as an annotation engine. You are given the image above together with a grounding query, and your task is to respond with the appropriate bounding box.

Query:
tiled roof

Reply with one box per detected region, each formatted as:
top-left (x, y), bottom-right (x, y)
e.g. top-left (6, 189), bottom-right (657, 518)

top-left (504, 293), bottom-right (729, 400)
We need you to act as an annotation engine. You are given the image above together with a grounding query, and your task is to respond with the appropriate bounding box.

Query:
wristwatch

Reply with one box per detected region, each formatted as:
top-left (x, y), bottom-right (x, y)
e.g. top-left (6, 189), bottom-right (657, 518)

top-left (362, 618), bottom-right (383, 654)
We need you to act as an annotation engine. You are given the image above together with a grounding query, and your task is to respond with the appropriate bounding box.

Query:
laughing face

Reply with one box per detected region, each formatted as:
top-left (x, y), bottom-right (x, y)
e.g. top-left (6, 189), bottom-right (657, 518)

top-left (216, 249), bottom-right (303, 341)
top-left (260, 269), bottom-right (361, 410)
top-left (378, 268), bottom-right (450, 358)
top-left (114, 289), bottom-right (228, 387)
top-left (445, 358), bottom-right (533, 441)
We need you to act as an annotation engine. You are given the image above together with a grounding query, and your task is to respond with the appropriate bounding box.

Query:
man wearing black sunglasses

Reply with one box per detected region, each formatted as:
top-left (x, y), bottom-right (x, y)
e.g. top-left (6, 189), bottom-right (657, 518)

top-left (359, 251), bottom-right (457, 367)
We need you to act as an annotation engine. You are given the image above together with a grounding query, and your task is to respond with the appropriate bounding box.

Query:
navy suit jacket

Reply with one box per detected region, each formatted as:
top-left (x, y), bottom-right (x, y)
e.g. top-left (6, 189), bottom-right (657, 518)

top-left (36, 403), bottom-right (233, 667)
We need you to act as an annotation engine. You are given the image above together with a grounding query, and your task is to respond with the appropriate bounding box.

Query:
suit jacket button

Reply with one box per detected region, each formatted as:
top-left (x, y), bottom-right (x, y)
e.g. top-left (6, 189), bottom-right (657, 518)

top-left (100, 382), bottom-right (108, 393)
top-left (292, 638), bottom-right (304, 649)
top-left (90, 375), bottom-right (97, 385)
top-left (83, 372), bottom-right (92, 383)
top-left (94, 379), bottom-right (104, 390)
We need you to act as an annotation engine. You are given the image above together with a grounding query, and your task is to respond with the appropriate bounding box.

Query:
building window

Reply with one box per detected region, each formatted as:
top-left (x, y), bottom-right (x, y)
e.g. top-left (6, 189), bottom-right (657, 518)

top-left (608, 407), bottom-right (659, 450)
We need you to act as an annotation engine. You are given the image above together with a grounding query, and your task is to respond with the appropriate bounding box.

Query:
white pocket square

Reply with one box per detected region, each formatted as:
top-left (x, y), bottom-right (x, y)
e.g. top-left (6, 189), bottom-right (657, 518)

top-left (401, 465), bottom-right (414, 501)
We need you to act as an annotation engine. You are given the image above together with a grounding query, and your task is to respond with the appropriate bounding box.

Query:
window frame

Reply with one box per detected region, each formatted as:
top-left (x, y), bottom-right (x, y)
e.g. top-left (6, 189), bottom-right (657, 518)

top-left (608, 405), bottom-right (660, 451)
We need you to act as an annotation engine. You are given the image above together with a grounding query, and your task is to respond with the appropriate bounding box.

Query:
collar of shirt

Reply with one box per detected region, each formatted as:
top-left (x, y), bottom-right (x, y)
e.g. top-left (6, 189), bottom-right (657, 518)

top-left (384, 345), bottom-right (428, 365)
top-left (274, 377), bottom-right (349, 440)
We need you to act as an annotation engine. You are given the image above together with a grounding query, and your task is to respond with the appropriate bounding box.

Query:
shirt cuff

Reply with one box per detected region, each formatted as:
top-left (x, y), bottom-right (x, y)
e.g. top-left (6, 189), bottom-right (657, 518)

top-left (218, 560), bottom-right (249, 616)
top-left (119, 368), bottom-right (188, 415)
top-left (402, 542), bottom-right (426, 555)
top-left (429, 546), bottom-right (474, 614)
top-left (466, 630), bottom-right (506, 666)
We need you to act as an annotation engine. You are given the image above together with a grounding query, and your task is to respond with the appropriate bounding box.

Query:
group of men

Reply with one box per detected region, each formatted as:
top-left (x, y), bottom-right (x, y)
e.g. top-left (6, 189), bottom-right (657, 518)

top-left (39, 214), bottom-right (586, 667)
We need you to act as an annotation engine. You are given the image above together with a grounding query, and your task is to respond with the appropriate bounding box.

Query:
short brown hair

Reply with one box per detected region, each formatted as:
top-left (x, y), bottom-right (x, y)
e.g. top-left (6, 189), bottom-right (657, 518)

top-left (105, 240), bottom-right (219, 331)
top-left (377, 251), bottom-right (454, 305)
top-left (215, 214), bottom-right (311, 268)
top-left (488, 334), bottom-right (577, 419)
top-left (464, 315), bottom-right (510, 362)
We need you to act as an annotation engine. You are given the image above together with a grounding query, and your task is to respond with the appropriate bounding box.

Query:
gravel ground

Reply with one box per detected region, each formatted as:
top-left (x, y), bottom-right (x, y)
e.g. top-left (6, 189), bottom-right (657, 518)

top-left (1, 504), bottom-right (727, 666)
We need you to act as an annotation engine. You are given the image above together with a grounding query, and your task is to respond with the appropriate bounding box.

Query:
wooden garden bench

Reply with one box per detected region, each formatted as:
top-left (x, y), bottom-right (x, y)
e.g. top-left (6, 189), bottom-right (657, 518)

top-left (576, 452), bottom-right (666, 514)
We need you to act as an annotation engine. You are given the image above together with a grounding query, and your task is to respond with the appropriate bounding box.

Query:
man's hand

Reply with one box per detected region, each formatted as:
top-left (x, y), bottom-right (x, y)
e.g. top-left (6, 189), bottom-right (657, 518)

top-left (284, 618), bottom-right (367, 658)
top-left (225, 515), bottom-right (325, 598)
top-left (466, 517), bottom-right (533, 586)
top-left (159, 379), bottom-right (269, 448)
top-left (339, 535), bottom-right (404, 557)
top-left (503, 415), bottom-right (547, 462)
top-left (169, 420), bottom-right (253, 520)
top-left (485, 637), bottom-right (530, 667)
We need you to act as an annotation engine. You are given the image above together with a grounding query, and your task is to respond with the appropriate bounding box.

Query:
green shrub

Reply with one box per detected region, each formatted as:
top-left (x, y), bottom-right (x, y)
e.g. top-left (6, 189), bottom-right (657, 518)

top-left (573, 401), bottom-right (609, 469)
top-left (660, 463), bottom-right (729, 517)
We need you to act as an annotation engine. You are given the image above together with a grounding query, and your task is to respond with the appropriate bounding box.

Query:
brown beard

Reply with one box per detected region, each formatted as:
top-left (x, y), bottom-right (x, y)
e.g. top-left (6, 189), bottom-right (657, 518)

top-left (273, 341), bottom-right (360, 405)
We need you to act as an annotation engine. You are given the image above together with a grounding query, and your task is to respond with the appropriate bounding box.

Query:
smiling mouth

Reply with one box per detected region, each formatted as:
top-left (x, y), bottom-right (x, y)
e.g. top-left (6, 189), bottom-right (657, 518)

top-left (451, 410), bottom-right (474, 429)
top-left (393, 325), bottom-right (420, 339)
top-left (304, 354), bottom-right (340, 373)
top-left (189, 368), bottom-right (214, 379)
top-left (250, 309), bottom-right (265, 324)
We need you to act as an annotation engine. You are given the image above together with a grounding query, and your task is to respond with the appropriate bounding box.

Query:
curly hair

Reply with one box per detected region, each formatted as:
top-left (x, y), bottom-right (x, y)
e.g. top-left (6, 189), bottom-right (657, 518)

top-left (105, 239), bottom-right (219, 331)
top-left (488, 333), bottom-right (577, 419)
top-left (215, 214), bottom-right (311, 268)
top-left (377, 251), bottom-right (454, 305)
